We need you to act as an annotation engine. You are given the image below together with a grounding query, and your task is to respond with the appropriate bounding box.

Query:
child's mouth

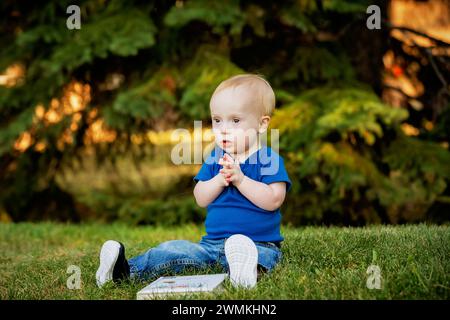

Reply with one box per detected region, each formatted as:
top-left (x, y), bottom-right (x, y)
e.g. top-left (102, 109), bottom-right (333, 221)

top-left (222, 140), bottom-right (231, 146)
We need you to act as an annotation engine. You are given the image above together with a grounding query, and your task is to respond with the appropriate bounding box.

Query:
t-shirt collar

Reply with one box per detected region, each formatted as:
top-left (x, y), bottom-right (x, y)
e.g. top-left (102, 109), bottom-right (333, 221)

top-left (215, 144), bottom-right (267, 164)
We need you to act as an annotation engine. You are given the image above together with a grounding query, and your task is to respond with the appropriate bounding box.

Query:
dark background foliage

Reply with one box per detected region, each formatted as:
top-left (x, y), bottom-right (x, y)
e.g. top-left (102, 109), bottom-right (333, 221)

top-left (0, 0), bottom-right (449, 226)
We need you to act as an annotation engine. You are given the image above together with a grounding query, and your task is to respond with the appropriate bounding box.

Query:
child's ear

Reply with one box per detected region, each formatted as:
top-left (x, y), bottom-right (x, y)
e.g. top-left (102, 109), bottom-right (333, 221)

top-left (258, 115), bottom-right (270, 134)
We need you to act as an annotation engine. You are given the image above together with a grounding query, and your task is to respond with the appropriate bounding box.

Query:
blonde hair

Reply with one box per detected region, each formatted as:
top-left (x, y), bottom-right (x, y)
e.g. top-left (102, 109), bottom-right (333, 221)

top-left (211, 74), bottom-right (276, 116)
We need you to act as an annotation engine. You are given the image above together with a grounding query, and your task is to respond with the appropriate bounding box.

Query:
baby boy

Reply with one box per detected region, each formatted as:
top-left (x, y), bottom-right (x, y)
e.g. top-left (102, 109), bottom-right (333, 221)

top-left (96, 74), bottom-right (292, 289)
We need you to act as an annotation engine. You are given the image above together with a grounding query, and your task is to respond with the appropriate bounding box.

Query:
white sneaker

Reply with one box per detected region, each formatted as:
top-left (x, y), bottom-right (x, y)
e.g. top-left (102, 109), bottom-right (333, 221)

top-left (95, 240), bottom-right (122, 288)
top-left (225, 234), bottom-right (258, 289)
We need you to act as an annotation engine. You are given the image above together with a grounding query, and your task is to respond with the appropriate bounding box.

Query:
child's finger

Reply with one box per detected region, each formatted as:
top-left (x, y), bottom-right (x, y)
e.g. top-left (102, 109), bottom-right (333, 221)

top-left (220, 173), bottom-right (233, 183)
top-left (223, 153), bottom-right (234, 163)
top-left (221, 173), bottom-right (229, 186)
top-left (223, 163), bottom-right (233, 169)
top-left (219, 158), bottom-right (233, 168)
top-left (222, 172), bottom-right (233, 179)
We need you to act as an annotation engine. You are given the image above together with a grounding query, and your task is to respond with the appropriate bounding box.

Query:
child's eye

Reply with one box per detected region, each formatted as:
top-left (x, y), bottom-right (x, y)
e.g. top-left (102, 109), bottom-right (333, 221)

top-left (213, 118), bottom-right (220, 123)
top-left (233, 119), bottom-right (240, 123)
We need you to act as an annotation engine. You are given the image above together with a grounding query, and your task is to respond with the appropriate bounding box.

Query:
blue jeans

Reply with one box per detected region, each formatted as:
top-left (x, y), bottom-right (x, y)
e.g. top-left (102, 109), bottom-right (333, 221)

top-left (128, 237), bottom-right (282, 280)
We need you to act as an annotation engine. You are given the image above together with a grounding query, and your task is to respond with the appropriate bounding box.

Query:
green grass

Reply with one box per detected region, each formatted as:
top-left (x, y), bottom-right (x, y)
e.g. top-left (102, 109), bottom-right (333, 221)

top-left (0, 222), bottom-right (449, 300)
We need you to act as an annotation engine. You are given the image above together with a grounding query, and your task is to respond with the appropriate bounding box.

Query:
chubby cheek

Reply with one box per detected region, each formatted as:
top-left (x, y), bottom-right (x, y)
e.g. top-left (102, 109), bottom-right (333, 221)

top-left (229, 131), bottom-right (249, 147)
top-left (212, 125), bottom-right (258, 151)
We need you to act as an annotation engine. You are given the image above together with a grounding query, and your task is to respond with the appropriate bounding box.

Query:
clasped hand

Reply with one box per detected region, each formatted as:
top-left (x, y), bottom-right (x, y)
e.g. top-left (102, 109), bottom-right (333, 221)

top-left (218, 153), bottom-right (245, 187)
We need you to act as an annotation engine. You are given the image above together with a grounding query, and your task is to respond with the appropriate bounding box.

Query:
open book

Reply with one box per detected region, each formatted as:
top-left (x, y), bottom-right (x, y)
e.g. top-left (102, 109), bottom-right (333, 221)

top-left (136, 273), bottom-right (228, 299)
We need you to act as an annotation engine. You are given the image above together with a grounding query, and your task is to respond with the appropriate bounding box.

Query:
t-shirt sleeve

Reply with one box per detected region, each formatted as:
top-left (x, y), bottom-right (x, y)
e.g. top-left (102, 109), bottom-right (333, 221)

top-left (193, 162), bottom-right (214, 182)
top-left (260, 155), bottom-right (292, 192)
top-left (193, 153), bottom-right (216, 182)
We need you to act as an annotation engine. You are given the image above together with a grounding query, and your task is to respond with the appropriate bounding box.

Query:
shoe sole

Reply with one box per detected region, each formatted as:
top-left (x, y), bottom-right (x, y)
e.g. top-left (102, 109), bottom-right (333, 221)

top-left (225, 234), bottom-right (258, 288)
top-left (96, 240), bottom-right (120, 288)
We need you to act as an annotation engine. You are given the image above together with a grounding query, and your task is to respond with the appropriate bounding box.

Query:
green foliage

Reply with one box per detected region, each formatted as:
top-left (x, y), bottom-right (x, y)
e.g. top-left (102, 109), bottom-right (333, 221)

top-left (272, 87), bottom-right (449, 224)
top-left (12, 2), bottom-right (157, 74)
top-left (105, 68), bottom-right (179, 130)
top-left (381, 135), bottom-right (450, 221)
top-left (293, 47), bottom-right (356, 85)
top-left (272, 87), bottom-right (408, 148)
top-left (0, 108), bottom-right (34, 156)
top-left (75, 189), bottom-right (206, 227)
top-left (0, 0), bottom-right (448, 225)
top-left (279, 7), bottom-right (317, 33)
top-left (46, 10), bottom-right (156, 73)
top-left (279, 0), bottom-right (369, 32)
top-left (117, 196), bottom-right (206, 226)
top-left (179, 48), bottom-right (244, 120)
top-left (164, 0), bottom-right (245, 35)
top-left (321, 0), bottom-right (369, 13)
top-left (102, 48), bottom-right (243, 129)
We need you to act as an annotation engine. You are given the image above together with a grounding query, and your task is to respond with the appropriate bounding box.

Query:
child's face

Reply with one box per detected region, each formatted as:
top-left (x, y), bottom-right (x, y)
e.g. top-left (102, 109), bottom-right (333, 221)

top-left (210, 86), bottom-right (265, 156)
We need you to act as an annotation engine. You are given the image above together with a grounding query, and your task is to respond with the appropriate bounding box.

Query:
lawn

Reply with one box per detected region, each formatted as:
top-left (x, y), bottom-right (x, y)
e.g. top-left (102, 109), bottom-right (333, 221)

top-left (0, 222), bottom-right (448, 300)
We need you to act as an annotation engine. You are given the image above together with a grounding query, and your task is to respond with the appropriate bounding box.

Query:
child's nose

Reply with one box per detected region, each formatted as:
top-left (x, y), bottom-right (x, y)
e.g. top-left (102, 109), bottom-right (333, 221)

top-left (220, 124), bottom-right (229, 134)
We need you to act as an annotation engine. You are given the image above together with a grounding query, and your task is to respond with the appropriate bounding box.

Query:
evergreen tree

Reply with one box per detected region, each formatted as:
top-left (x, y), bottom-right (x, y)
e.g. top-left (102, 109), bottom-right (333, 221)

top-left (0, 0), bottom-right (448, 224)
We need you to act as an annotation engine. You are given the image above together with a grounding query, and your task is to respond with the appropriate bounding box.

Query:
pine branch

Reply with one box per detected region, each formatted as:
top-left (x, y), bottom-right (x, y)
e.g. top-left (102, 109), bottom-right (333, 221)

top-left (382, 18), bottom-right (450, 47)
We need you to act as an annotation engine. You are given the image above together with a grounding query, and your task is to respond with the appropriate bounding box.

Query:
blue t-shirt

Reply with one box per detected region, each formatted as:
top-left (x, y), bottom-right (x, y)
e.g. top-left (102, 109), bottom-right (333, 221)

top-left (193, 145), bottom-right (292, 243)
